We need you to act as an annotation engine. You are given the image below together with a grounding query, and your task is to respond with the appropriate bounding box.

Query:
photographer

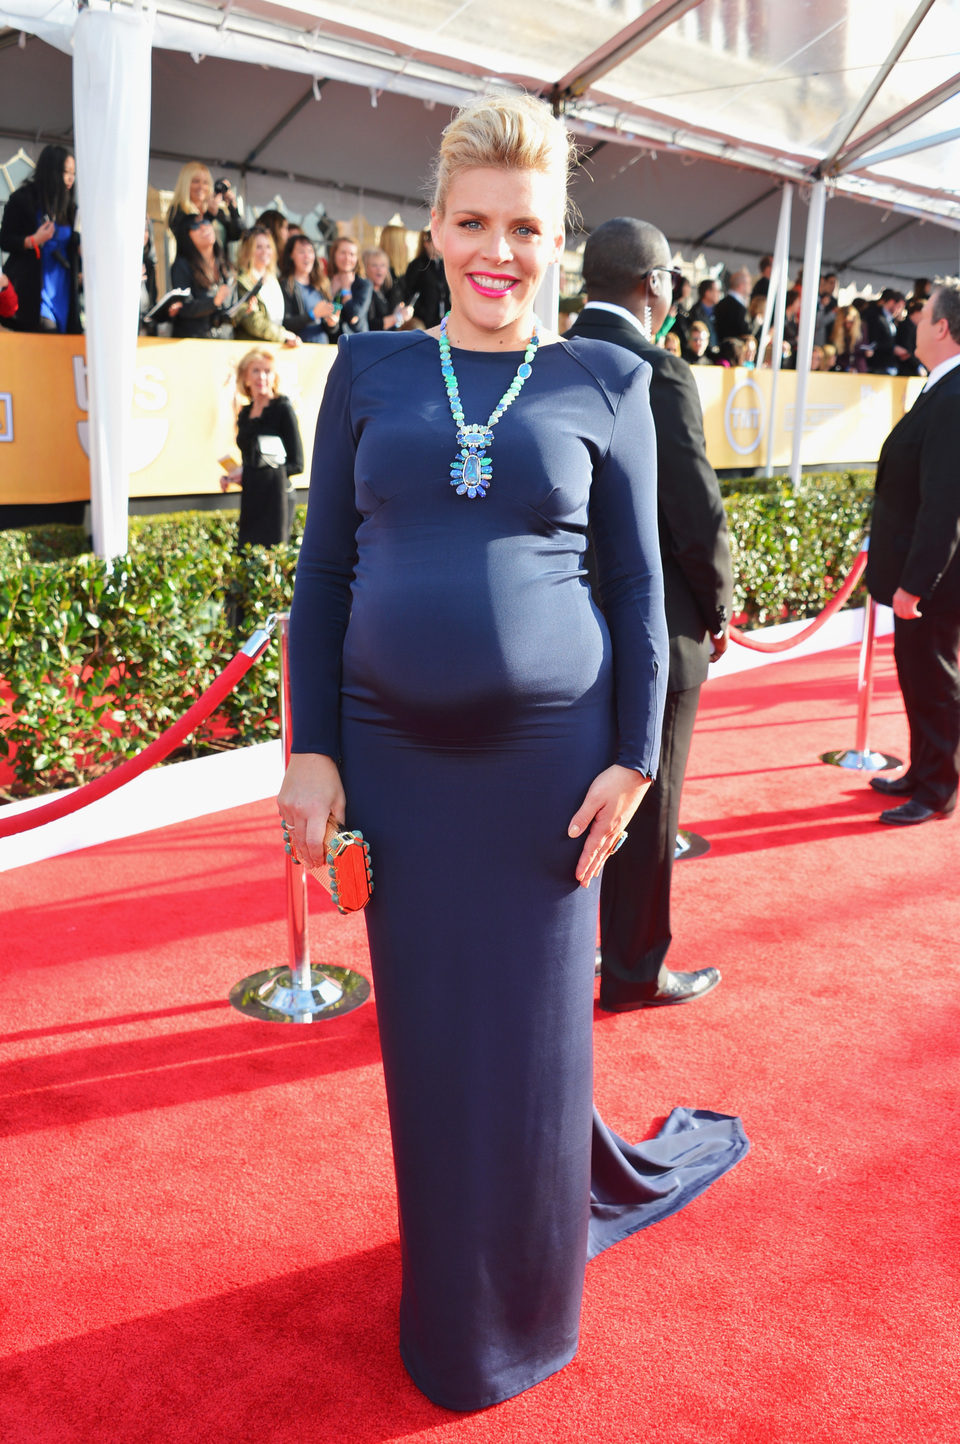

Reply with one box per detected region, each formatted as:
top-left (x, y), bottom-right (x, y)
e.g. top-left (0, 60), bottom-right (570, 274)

top-left (166, 163), bottom-right (242, 260)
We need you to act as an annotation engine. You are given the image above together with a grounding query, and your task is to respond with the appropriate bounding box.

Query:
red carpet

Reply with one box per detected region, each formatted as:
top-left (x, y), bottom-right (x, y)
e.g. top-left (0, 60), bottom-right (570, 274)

top-left (2, 639), bottom-right (958, 1442)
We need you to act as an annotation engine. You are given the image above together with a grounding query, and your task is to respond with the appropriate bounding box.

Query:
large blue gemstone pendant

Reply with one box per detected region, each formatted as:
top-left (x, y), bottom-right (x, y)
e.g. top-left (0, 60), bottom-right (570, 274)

top-left (449, 424), bottom-right (494, 499)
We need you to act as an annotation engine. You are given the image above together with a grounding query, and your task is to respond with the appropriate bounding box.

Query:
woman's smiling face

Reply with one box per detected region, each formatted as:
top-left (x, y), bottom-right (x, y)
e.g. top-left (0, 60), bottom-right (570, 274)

top-left (252, 232), bottom-right (274, 272)
top-left (333, 241), bottom-right (358, 275)
top-left (189, 170), bottom-right (209, 208)
top-left (430, 166), bottom-right (564, 348)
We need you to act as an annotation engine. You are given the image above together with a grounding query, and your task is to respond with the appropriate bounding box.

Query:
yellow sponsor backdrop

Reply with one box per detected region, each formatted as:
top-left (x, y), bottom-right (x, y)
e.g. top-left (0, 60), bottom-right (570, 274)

top-left (0, 335), bottom-right (337, 505)
top-left (0, 335), bottom-right (928, 506)
top-left (694, 365), bottom-right (925, 470)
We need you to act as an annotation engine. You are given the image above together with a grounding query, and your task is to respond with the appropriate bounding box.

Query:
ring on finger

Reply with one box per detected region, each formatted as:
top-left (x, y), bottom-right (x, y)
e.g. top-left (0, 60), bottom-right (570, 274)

top-left (610, 830), bottom-right (628, 854)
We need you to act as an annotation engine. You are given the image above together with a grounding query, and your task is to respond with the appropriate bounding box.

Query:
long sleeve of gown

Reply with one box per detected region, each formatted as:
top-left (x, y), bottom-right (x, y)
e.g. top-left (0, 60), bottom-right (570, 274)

top-left (288, 340), bottom-right (361, 758)
top-left (588, 361), bottom-right (668, 776)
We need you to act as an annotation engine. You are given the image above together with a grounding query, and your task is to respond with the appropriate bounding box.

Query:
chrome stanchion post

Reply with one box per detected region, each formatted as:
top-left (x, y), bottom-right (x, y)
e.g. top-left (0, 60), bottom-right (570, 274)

top-left (821, 581), bottom-right (902, 772)
top-left (854, 595), bottom-right (879, 756)
top-left (279, 614), bottom-right (316, 1004)
top-left (230, 614), bottom-right (371, 1024)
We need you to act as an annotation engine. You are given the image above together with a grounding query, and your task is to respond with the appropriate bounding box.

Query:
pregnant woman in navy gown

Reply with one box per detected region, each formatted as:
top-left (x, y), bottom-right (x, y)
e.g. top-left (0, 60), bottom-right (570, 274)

top-left (279, 94), bottom-right (748, 1412)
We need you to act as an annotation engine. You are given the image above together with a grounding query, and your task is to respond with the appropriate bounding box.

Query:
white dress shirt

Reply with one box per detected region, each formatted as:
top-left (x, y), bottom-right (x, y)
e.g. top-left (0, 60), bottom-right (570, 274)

top-left (921, 351), bottom-right (960, 391)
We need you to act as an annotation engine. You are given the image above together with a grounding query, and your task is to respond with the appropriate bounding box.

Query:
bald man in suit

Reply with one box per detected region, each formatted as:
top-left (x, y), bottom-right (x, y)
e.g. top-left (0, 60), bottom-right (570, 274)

top-left (567, 219), bottom-right (732, 1010)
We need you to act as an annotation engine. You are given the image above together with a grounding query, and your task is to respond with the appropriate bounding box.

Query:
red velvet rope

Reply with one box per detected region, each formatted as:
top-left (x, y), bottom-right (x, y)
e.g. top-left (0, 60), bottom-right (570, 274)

top-left (728, 548), bottom-right (868, 654)
top-left (0, 639), bottom-right (271, 840)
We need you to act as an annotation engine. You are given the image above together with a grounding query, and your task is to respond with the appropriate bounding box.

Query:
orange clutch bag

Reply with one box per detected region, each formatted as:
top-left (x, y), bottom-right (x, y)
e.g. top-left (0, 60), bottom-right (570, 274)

top-left (312, 829), bottom-right (373, 914)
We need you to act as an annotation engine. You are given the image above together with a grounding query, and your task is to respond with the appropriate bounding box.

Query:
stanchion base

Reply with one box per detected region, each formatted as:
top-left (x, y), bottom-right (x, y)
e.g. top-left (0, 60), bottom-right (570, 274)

top-left (675, 830), bottom-right (710, 861)
top-left (229, 964), bottom-right (370, 1023)
top-left (820, 749), bottom-right (903, 772)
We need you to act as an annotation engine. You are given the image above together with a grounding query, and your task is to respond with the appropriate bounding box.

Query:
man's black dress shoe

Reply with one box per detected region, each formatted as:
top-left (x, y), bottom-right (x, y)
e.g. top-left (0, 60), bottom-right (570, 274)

top-left (600, 967), bottom-right (721, 1012)
top-left (878, 799), bottom-right (954, 826)
top-left (870, 773), bottom-right (915, 797)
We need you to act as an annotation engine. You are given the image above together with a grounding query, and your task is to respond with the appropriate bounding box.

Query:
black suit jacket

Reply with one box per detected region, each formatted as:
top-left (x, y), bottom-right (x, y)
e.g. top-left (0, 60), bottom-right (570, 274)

top-left (567, 307), bottom-right (732, 690)
top-left (863, 302), bottom-right (898, 374)
top-left (867, 364), bottom-right (960, 615)
top-left (713, 292), bottom-right (748, 343)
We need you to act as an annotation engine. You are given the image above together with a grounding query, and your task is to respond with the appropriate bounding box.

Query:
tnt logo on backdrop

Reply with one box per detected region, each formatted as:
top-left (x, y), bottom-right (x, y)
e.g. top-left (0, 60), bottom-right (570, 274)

top-left (723, 377), bottom-right (765, 456)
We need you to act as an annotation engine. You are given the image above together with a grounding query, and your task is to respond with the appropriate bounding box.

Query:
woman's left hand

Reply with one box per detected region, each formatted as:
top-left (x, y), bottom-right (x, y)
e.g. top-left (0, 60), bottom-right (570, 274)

top-left (568, 765), bottom-right (652, 888)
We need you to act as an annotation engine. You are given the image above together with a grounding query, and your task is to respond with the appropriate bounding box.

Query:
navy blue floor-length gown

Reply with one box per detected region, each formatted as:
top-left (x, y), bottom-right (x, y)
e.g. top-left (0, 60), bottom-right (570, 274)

top-left (289, 331), bottom-right (748, 1411)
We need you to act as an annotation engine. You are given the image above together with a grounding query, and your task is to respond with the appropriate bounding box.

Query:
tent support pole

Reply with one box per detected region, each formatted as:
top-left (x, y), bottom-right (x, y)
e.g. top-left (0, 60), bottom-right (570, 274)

top-left (789, 180), bottom-right (827, 491)
top-left (73, 7), bottom-right (153, 559)
top-left (761, 183), bottom-right (792, 479)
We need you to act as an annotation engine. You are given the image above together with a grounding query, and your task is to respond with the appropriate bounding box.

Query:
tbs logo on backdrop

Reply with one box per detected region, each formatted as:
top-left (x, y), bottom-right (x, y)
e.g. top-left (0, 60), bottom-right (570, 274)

top-left (72, 354), bottom-right (169, 470)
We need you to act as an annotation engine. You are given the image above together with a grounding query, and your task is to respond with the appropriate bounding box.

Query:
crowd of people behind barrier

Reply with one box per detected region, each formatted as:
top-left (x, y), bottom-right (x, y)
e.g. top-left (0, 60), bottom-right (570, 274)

top-left (639, 258), bottom-right (931, 376)
top-left (0, 147), bottom-right (939, 381)
top-left (148, 162), bottom-right (450, 345)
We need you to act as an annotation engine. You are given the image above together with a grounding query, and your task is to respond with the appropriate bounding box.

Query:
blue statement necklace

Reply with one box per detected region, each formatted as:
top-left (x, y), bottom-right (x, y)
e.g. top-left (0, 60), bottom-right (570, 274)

top-left (439, 315), bottom-right (540, 498)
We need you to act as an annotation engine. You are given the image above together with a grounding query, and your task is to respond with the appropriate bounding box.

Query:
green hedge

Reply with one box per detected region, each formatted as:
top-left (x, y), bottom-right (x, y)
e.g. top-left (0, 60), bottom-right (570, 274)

top-left (724, 470), bottom-right (874, 625)
top-left (0, 475), bottom-right (874, 801)
top-left (0, 510), bottom-right (305, 800)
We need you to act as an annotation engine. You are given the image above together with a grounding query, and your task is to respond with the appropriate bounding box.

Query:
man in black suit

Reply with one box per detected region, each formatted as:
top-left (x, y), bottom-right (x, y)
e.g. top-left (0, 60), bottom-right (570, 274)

top-left (863, 288), bottom-right (908, 375)
top-left (713, 268), bottom-right (752, 345)
top-left (751, 255), bottom-right (772, 300)
top-left (867, 282), bottom-right (960, 825)
top-left (567, 218), bottom-right (732, 1010)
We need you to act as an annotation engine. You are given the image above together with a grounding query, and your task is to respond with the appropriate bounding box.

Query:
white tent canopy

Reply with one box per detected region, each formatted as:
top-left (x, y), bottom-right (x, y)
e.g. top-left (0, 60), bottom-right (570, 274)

top-left (3, 0), bottom-right (960, 552)
top-left (3, 0), bottom-right (960, 281)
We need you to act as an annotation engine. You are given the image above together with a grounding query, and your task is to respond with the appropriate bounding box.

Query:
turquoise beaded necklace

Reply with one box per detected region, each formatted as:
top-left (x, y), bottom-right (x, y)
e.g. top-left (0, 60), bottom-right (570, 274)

top-left (438, 314), bottom-right (541, 499)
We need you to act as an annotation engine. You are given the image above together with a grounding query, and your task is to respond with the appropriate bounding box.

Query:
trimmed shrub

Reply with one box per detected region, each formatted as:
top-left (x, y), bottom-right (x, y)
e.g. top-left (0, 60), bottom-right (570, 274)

top-left (724, 471), bottom-right (874, 625)
top-left (0, 510), bottom-right (304, 799)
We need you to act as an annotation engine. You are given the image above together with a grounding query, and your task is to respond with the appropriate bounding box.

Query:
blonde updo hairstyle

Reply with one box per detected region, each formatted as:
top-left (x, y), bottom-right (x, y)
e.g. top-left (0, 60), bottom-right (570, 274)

top-left (431, 92), bottom-right (576, 228)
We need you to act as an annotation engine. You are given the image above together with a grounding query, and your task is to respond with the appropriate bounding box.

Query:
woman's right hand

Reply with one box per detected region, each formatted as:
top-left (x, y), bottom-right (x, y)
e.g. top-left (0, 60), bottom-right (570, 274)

top-left (312, 300), bottom-right (335, 321)
top-left (277, 753), bottom-right (346, 888)
top-left (30, 219), bottom-right (56, 249)
top-left (214, 283), bottom-right (231, 307)
top-left (219, 466), bottom-right (242, 492)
